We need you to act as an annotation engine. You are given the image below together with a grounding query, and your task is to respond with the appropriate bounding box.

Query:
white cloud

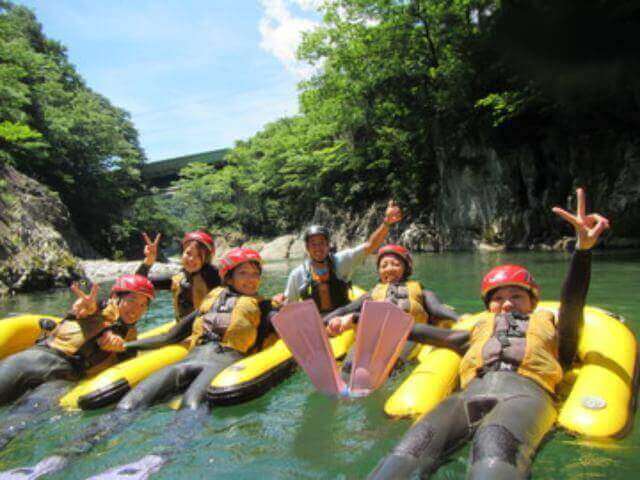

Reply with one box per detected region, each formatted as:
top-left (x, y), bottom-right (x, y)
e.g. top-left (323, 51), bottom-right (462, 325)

top-left (258, 0), bottom-right (321, 78)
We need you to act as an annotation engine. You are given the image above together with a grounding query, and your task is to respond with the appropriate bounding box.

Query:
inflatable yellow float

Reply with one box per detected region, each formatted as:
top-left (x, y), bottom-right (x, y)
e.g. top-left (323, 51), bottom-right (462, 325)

top-left (385, 302), bottom-right (638, 438)
top-left (62, 286), bottom-right (368, 410)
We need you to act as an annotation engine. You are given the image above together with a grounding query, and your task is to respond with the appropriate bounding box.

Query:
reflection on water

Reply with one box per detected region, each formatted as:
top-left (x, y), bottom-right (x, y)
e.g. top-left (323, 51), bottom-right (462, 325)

top-left (0, 251), bottom-right (638, 479)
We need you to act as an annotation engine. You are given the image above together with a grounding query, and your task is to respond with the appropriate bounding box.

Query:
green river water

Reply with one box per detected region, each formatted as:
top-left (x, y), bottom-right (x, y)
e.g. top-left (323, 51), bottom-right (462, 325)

top-left (0, 250), bottom-right (639, 479)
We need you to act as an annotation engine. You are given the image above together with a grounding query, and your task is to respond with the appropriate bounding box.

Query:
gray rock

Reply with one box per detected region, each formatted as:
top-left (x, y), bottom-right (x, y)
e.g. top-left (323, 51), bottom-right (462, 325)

top-left (79, 260), bottom-right (181, 284)
top-left (288, 237), bottom-right (306, 260)
top-left (259, 234), bottom-right (296, 261)
top-left (0, 165), bottom-right (86, 294)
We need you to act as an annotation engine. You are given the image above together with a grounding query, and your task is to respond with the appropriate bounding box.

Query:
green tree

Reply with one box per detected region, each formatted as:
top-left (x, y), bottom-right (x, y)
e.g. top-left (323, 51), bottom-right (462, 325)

top-left (0, 1), bottom-right (145, 255)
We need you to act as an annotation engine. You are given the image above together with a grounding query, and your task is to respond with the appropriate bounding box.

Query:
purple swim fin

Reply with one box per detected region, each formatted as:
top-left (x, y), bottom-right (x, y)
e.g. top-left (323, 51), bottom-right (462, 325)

top-left (348, 301), bottom-right (414, 397)
top-left (272, 300), bottom-right (346, 396)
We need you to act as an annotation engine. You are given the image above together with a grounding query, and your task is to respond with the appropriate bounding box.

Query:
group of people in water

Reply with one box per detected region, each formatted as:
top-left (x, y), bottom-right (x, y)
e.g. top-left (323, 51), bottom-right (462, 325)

top-left (0, 188), bottom-right (611, 479)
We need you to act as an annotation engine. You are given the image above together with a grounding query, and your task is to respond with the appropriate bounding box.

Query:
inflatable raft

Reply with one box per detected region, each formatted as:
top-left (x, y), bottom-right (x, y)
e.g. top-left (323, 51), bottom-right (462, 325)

top-left (206, 286), bottom-right (369, 406)
top-left (385, 302), bottom-right (638, 438)
top-left (60, 321), bottom-right (185, 410)
top-left (62, 286), bottom-right (368, 410)
top-left (0, 314), bottom-right (61, 360)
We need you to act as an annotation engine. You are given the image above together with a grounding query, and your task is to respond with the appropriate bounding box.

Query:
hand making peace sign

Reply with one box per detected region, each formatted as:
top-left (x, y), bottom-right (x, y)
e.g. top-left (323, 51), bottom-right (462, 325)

top-left (142, 232), bottom-right (162, 267)
top-left (552, 188), bottom-right (610, 251)
top-left (70, 282), bottom-right (99, 318)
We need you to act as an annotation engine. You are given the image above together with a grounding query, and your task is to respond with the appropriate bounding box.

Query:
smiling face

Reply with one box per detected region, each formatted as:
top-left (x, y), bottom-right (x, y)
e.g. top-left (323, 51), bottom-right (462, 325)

top-left (488, 286), bottom-right (535, 315)
top-left (181, 241), bottom-right (206, 273)
top-left (226, 262), bottom-right (261, 296)
top-left (306, 235), bottom-right (330, 263)
top-left (378, 254), bottom-right (406, 284)
top-left (117, 293), bottom-right (149, 324)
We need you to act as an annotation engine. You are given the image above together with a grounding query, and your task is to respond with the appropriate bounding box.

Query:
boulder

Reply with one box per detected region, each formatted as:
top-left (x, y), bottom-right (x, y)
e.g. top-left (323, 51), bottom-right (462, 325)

top-left (259, 234), bottom-right (296, 261)
top-left (0, 165), bottom-right (87, 295)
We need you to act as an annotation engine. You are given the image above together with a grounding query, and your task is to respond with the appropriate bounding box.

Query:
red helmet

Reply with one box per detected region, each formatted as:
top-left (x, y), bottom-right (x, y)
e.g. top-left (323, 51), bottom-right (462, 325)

top-left (182, 231), bottom-right (214, 253)
top-left (377, 244), bottom-right (413, 277)
top-left (111, 274), bottom-right (155, 300)
top-left (219, 247), bottom-right (262, 280)
top-left (480, 265), bottom-right (539, 305)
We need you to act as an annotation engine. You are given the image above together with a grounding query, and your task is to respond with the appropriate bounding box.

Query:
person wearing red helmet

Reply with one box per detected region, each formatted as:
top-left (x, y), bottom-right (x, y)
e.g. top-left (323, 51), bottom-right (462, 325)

top-left (369, 188), bottom-right (610, 480)
top-left (116, 247), bottom-right (278, 411)
top-left (0, 274), bottom-right (155, 405)
top-left (134, 231), bottom-right (221, 321)
top-left (324, 243), bottom-right (459, 379)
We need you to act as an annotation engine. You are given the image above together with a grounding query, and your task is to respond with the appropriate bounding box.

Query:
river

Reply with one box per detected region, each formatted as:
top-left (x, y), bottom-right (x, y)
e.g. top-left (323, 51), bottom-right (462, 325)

top-left (0, 250), bottom-right (638, 479)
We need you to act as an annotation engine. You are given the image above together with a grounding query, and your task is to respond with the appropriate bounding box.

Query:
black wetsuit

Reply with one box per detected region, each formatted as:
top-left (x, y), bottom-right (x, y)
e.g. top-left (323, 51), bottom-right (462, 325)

top-left (324, 289), bottom-right (460, 325)
top-left (0, 307), bottom-right (135, 406)
top-left (369, 250), bottom-right (591, 480)
top-left (135, 262), bottom-right (221, 319)
top-left (119, 291), bottom-right (277, 411)
top-left (324, 286), bottom-right (460, 379)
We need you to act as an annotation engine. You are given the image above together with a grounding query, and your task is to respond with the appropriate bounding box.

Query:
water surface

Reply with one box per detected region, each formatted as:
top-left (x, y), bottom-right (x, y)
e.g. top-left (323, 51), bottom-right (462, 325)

top-left (0, 251), bottom-right (638, 479)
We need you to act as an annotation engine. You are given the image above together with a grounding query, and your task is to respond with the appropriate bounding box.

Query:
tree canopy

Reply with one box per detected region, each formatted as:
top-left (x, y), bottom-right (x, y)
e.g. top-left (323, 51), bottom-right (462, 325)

top-left (0, 1), bottom-right (145, 254)
top-left (166, 0), bottom-right (640, 243)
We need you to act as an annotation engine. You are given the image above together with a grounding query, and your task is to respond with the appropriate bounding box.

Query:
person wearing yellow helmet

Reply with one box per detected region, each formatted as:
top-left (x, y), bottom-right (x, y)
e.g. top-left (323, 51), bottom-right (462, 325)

top-left (369, 188), bottom-right (610, 480)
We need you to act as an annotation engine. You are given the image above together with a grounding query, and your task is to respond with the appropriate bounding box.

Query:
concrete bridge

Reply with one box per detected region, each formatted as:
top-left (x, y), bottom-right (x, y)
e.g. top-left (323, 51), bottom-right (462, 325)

top-left (141, 148), bottom-right (229, 190)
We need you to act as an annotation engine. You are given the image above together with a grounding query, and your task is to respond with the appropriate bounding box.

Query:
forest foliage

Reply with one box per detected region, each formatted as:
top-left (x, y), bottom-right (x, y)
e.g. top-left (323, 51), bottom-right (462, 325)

top-left (2, 1), bottom-right (639, 256)
top-left (165, 0), bottom-right (640, 239)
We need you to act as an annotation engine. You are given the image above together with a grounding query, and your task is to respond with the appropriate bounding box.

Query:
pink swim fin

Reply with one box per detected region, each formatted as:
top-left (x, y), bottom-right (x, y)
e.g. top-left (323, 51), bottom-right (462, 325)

top-left (272, 300), bottom-right (346, 396)
top-left (348, 301), bottom-right (414, 397)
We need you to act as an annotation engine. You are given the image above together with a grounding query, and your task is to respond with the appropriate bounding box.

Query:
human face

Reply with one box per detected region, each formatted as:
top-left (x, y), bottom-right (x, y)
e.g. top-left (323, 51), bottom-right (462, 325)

top-left (118, 293), bottom-right (149, 324)
top-left (378, 254), bottom-right (405, 284)
top-left (227, 262), bottom-right (261, 296)
top-left (182, 241), bottom-right (206, 273)
top-left (306, 235), bottom-right (330, 263)
top-left (488, 286), bottom-right (534, 315)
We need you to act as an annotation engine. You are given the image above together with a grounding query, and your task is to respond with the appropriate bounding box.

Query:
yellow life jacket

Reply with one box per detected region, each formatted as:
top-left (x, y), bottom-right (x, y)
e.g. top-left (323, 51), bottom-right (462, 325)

top-left (186, 287), bottom-right (262, 353)
top-left (46, 301), bottom-right (137, 374)
top-left (369, 280), bottom-right (428, 325)
top-left (171, 271), bottom-right (210, 320)
top-left (459, 310), bottom-right (563, 393)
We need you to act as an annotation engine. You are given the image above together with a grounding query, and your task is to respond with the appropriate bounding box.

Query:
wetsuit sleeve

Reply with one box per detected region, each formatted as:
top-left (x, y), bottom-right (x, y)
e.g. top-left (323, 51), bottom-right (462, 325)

top-left (557, 249), bottom-right (592, 368)
top-left (134, 262), bottom-right (173, 290)
top-left (124, 311), bottom-right (198, 351)
top-left (202, 264), bottom-right (221, 288)
top-left (408, 324), bottom-right (470, 354)
top-left (422, 290), bottom-right (460, 322)
top-left (322, 295), bottom-right (369, 324)
top-left (253, 300), bottom-right (278, 350)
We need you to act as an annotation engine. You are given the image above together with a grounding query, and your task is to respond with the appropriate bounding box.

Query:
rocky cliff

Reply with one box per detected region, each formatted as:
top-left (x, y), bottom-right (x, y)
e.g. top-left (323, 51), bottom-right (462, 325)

top-left (0, 164), bottom-right (93, 295)
top-left (259, 137), bottom-right (640, 258)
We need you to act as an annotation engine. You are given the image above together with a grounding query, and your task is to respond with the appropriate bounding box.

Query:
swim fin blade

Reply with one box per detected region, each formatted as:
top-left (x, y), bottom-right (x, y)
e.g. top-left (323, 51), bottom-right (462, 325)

top-left (272, 300), bottom-right (346, 396)
top-left (348, 301), bottom-right (414, 396)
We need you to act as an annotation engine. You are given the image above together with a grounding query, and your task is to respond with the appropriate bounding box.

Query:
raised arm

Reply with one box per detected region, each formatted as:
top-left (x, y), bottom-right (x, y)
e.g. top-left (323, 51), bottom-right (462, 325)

top-left (135, 232), bottom-right (174, 289)
top-left (552, 188), bottom-right (610, 368)
top-left (363, 201), bottom-right (403, 255)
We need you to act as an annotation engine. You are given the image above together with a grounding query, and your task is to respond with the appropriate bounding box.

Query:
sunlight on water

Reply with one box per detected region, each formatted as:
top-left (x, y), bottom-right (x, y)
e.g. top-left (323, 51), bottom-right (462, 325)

top-left (0, 250), bottom-right (638, 479)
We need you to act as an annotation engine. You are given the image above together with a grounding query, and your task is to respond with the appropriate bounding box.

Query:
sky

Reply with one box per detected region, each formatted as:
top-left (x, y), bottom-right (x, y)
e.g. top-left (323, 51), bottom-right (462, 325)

top-left (15, 0), bottom-right (323, 161)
